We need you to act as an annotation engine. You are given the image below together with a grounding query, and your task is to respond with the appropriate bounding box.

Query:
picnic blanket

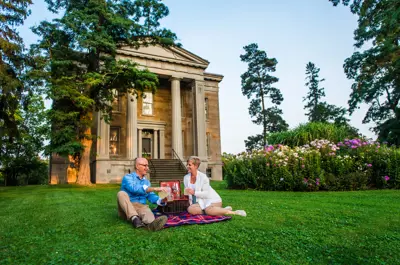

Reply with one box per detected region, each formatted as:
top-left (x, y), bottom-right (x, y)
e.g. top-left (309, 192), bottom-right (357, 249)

top-left (153, 210), bottom-right (232, 228)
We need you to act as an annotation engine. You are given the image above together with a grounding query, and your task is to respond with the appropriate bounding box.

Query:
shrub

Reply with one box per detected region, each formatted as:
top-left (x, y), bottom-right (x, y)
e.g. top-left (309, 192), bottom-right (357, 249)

top-left (2, 158), bottom-right (48, 186)
top-left (267, 122), bottom-right (360, 147)
top-left (223, 138), bottom-right (399, 191)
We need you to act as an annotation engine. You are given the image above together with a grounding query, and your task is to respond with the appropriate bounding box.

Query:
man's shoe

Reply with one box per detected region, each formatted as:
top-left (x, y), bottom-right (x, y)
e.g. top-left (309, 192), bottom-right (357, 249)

top-left (131, 216), bottom-right (144, 228)
top-left (147, 216), bottom-right (167, 232)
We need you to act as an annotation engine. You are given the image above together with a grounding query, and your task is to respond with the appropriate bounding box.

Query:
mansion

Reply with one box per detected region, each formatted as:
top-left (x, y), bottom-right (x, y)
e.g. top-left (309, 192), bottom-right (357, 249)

top-left (50, 45), bottom-right (223, 184)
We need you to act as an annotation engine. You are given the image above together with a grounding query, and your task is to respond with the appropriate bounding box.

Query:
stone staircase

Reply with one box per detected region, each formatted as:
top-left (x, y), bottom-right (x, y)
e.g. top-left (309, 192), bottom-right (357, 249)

top-left (149, 159), bottom-right (188, 184)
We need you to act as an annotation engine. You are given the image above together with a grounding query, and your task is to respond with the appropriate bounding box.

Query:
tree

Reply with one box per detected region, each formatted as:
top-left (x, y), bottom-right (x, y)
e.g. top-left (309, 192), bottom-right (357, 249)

top-left (240, 43), bottom-right (286, 148)
top-left (330, 0), bottom-right (400, 144)
top-left (263, 106), bottom-right (289, 133)
top-left (0, 0), bottom-right (32, 150)
top-left (0, 0), bottom-right (49, 185)
top-left (1, 94), bottom-right (49, 185)
top-left (303, 61), bottom-right (349, 125)
top-left (244, 134), bottom-right (264, 151)
top-left (33, 0), bottom-right (178, 185)
top-left (303, 62), bottom-right (326, 122)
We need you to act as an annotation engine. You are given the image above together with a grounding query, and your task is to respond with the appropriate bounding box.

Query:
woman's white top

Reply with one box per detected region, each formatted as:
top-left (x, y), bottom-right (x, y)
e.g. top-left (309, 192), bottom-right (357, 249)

top-left (183, 170), bottom-right (222, 210)
top-left (188, 183), bottom-right (196, 190)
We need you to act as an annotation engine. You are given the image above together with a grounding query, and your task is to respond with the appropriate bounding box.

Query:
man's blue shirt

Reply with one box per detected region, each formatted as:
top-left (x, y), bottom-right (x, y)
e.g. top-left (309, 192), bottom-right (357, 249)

top-left (120, 172), bottom-right (159, 204)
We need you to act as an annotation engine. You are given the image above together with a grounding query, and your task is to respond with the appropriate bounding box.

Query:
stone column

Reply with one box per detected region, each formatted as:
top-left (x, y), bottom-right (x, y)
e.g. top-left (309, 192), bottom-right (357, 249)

top-left (193, 80), bottom-right (207, 172)
top-left (193, 80), bottom-right (207, 158)
top-left (138, 129), bottom-right (142, 157)
top-left (170, 76), bottom-right (183, 158)
top-left (159, 129), bottom-right (165, 159)
top-left (97, 111), bottom-right (110, 159)
top-left (153, 130), bottom-right (158, 159)
top-left (126, 94), bottom-right (138, 159)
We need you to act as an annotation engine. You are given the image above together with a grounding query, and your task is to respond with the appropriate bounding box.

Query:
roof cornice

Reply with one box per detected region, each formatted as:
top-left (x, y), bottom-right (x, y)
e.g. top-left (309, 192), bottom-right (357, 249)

top-left (117, 45), bottom-right (210, 69)
top-left (204, 72), bottom-right (224, 82)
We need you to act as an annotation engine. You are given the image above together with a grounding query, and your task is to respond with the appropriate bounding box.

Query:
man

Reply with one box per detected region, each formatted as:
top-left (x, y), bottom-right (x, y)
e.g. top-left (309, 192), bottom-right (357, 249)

top-left (117, 157), bottom-right (168, 231)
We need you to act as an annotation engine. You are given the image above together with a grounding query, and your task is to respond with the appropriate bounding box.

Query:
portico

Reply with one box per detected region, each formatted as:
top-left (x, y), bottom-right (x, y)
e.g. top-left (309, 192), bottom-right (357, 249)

top-left (50, 44), bottom-right (223, 184)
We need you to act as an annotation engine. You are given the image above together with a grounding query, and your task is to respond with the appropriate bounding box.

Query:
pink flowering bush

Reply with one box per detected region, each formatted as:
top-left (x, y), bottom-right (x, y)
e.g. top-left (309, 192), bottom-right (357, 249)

top-left (222, 138), bottom-right (400, 191)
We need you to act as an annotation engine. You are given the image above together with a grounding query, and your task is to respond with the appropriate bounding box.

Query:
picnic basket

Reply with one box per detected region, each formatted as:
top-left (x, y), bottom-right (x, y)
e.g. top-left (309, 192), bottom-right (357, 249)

top-left (156, 180), bottom-right (189, 214)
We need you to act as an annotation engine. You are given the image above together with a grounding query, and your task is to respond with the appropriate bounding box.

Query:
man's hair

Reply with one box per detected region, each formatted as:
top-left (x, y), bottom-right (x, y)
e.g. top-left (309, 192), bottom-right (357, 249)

top-left (133, 157), bottom-right (139, 170)
top-left (187, 156), bottom-right (201, 167)
top-left (133, 157), bottom-right (148, 170)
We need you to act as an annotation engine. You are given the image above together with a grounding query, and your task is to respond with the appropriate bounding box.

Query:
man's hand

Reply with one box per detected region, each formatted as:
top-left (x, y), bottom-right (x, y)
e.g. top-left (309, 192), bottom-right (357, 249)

top-left (151, 187), bottom-right (169, 192)
top-left (157, 187), bottom-right (169, 193)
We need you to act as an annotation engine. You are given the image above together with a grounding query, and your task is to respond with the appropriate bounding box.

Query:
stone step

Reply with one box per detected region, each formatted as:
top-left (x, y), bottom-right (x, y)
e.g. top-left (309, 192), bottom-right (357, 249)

top-left (148, 158), bottom-right (187, 184)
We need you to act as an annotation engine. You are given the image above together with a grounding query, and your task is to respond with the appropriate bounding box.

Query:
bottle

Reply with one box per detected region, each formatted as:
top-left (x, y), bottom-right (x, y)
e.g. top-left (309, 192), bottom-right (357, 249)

top-left (166, 187), bottom-right (173, 202)
top-left (158, 190), bottom-right (168, 199)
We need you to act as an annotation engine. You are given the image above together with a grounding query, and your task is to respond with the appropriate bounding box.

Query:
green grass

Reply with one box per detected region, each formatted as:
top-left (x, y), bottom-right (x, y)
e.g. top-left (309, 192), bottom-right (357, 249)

top-left (1, 183), bottom-right (399, 265)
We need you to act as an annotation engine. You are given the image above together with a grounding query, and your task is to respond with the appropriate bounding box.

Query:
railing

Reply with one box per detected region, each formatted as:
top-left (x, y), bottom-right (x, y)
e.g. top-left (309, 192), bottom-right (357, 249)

top-left (143, 148), bottom-right (157, 178)
top-left (172, 149), bottom-right (187, 171)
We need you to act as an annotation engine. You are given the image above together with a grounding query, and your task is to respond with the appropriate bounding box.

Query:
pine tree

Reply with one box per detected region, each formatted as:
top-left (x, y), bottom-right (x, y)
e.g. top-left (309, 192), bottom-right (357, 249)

top-left (240, 43), bottom-right (287, 148)
top-left (33, 0), bottom-right (178, 185)
top-left (303, 62), bottom-right (326, 122)
top-left (244, 134), bottom-right (263, 151)
top-left (303, 61), bottom-right (349, 125)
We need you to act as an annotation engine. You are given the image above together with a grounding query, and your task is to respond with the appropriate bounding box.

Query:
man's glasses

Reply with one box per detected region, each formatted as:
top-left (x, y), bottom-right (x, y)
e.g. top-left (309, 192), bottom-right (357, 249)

top-left (138, 163), bottom-right (149, 167)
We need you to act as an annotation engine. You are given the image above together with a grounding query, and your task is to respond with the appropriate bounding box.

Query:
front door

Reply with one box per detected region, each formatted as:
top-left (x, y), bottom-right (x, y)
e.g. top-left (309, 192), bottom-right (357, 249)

top-left (142, 138), bottom-right (151, 159)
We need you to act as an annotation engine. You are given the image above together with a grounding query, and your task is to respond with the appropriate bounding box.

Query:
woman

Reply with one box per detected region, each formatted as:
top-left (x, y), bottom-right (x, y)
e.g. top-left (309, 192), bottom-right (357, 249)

top-left (183, 156), bottom-right (246, 217)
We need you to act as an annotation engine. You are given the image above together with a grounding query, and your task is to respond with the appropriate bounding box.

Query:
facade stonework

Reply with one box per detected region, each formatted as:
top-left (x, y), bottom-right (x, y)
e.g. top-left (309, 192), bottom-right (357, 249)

top-left (50, 45), bottom-right (224, 183)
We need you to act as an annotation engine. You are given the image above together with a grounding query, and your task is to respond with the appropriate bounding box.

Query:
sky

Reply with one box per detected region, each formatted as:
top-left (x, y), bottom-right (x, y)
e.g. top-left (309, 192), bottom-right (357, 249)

top-left (18, 0), bottom-right (374, 154)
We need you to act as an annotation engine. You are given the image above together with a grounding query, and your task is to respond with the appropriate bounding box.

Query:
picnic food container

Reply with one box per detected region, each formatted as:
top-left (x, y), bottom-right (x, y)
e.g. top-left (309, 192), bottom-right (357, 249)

top-left (157, 180), bottom-right (189, 214)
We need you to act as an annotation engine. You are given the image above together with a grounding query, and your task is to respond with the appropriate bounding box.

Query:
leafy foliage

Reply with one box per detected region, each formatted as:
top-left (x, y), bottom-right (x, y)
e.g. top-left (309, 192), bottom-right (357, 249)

top-left (240, 43), bottom-right (287, 148)
top-left (0, 0), bottom-right (50, 186)
top-left (244, 134), bottom-right (264, 151)
top-left (245, 107), bottom-right (289, 151)
top-left (303, 61), bottom-right (350, 125)
top-left (1, 94), bottom-right (49, 185)
top-left (0, 0), bottom-right (32, 141)
top-left (33, 0), bottom-right (178, 184)
top-left (223, 138), bottom-right (400, 191)
top-left (267, 122), bottom-right (360, 147)
top-left (330, 0), bottom-right (400, 145)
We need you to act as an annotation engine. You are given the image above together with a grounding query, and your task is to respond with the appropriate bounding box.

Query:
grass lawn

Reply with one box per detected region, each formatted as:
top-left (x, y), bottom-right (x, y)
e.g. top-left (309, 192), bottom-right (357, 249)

top-left (0, 182), bottom-right (399, 265)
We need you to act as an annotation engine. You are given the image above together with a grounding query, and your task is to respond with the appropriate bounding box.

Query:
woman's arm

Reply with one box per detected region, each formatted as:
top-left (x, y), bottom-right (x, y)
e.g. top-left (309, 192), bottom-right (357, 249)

top-left (193, 173), bottom-right (212, 198)
top-left (183, 174), bottom-right (189, 188)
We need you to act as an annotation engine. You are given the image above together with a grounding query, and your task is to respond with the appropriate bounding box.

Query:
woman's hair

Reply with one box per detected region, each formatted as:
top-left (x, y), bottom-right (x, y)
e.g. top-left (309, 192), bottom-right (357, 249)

top-left (187, 156), bottom-right (201, 167)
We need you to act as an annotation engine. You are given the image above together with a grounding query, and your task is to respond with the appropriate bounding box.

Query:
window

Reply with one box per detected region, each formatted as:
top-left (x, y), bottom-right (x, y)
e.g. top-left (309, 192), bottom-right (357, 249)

top-left (206, 168), bottom-right (212, 179)
top-left (181, 94), bottom-right (184, 117)
top-left (109, 127), bottom-right (120, 155)
top-left (205, 97), bottom-right (209, 120)
top-left (206, 132), bottom-right (211, 157)
top-left (112, 89), bottom-right (121, 112)
top-left (142, 92), bottom-right (153, 115)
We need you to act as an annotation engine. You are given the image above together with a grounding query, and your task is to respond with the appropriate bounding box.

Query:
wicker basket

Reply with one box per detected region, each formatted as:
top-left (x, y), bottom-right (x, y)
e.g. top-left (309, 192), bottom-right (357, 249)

top-left (157, 198), bottom-right (189, 214)
top-left (157, 180), bottom-right (189, 214)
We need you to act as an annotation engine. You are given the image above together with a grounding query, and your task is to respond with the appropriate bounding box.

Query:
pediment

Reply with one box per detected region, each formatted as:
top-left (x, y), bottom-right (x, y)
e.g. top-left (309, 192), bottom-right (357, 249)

top-left (117, 45), bottom-right (209, 69)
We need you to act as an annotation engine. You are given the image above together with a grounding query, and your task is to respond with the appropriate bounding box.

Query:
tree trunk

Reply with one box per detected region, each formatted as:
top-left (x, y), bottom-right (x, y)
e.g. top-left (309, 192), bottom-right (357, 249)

top-left (76, 127), bottom-right (93, 185)
top-left (260, 92), bottom-right (267, 147)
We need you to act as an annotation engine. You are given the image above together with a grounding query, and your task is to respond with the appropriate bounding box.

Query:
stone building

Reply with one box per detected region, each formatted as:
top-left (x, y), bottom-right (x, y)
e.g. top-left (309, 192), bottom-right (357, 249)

top-left (50, 45), bottom-right (223, 184)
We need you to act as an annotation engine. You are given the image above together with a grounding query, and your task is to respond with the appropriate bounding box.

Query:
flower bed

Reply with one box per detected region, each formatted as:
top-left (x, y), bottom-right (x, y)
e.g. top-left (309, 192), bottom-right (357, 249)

top-left (223, 139), bottom-right (400, 191)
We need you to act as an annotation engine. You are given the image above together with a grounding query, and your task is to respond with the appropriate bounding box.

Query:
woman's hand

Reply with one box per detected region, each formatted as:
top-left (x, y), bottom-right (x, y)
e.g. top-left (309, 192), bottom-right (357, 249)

top-left (185, 188), bottom-right (195, 195)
